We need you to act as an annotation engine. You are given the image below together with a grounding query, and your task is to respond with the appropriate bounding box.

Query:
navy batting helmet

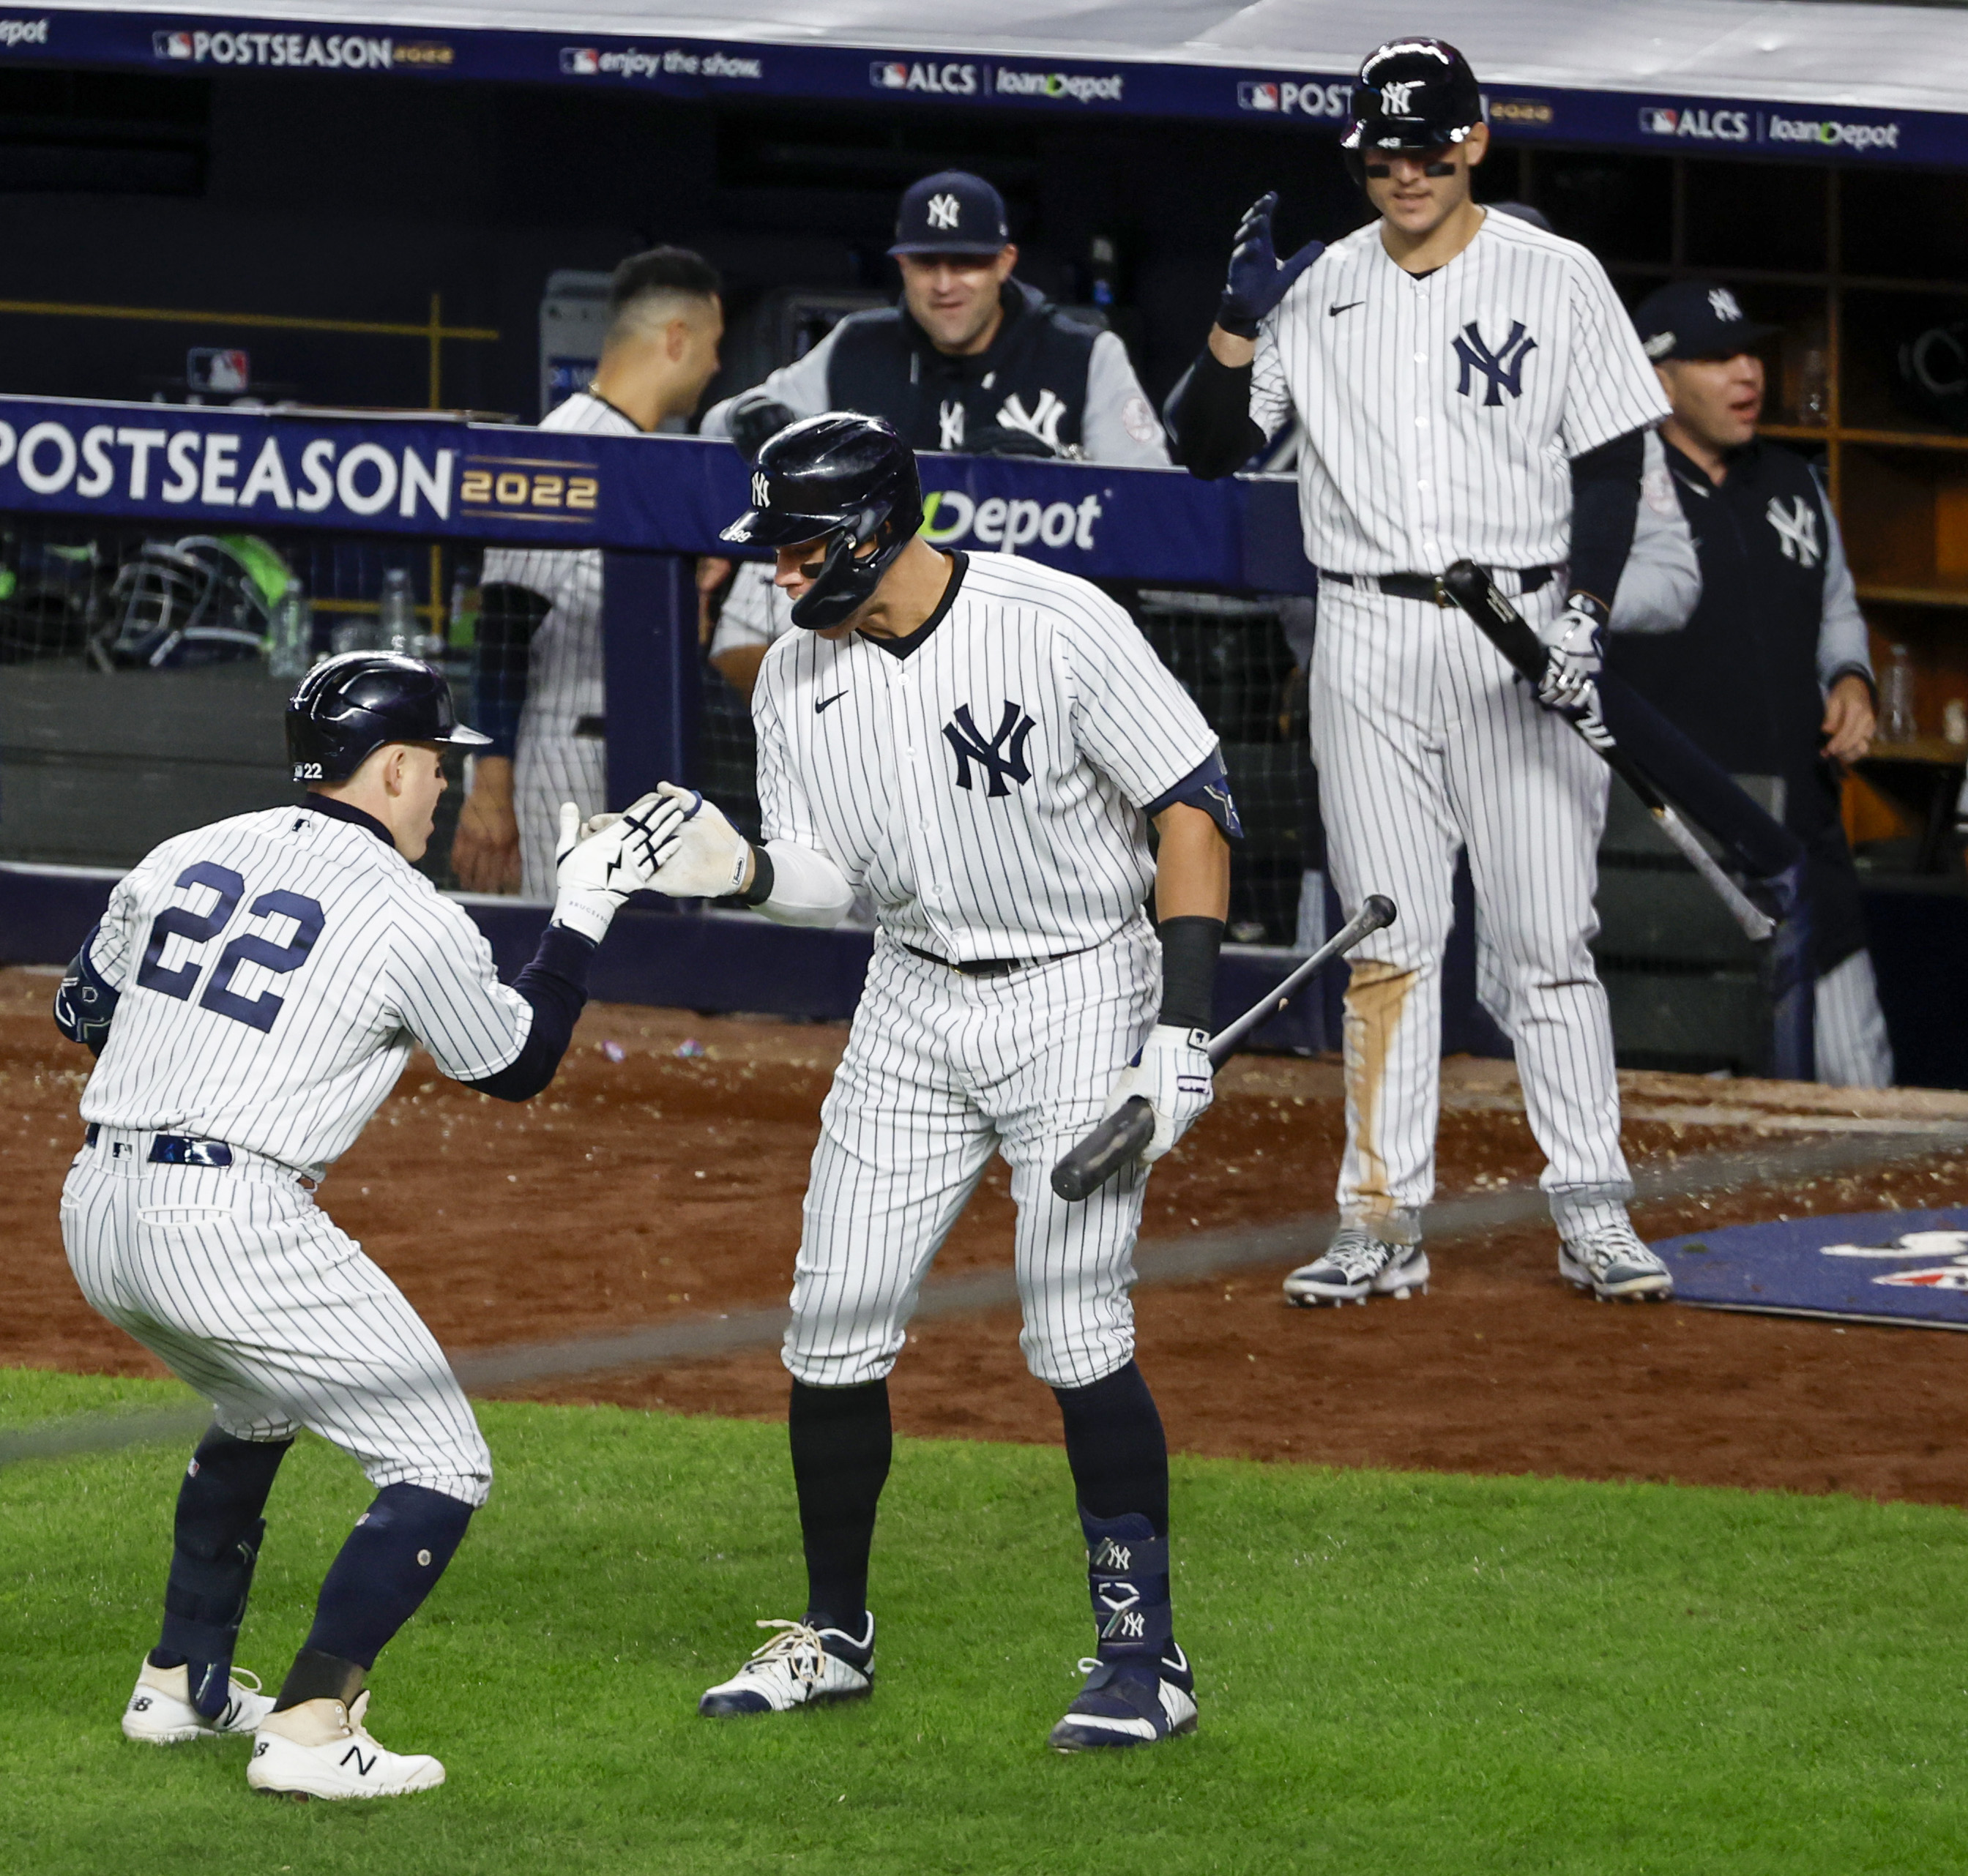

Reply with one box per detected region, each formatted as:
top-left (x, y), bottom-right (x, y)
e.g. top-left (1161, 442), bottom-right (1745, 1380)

top-left (286, 651), bottom-right (491, 784)
top-left (1343, 39), bottom-right (1484, 176)
top-left (719, 412), bottom-right (923, 631)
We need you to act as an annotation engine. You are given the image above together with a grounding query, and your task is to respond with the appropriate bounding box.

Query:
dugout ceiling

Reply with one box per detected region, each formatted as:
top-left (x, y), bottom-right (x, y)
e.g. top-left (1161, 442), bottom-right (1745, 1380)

top-left (17, 0), bottom-right (1968, 169)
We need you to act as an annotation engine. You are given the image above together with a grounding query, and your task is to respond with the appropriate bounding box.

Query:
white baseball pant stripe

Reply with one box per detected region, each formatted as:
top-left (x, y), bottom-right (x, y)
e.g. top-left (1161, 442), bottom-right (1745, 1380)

top-left (61, 1129), bottom-right (491, 1504)
top-left (786, 923), bottom-right (1159, 1391)
top-left (516, 728), bottom-right (608, 901)
top-left (1310, 579), bottom-right (1631, 1241)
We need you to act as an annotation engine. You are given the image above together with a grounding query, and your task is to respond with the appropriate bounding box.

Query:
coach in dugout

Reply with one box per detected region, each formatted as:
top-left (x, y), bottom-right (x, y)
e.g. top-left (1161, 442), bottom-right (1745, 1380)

top-left (1608, 280), bottom-right (1893, 1085)
top-left (698, 168), bottom-right (1171, 698)
top-left (450, 248), bottom-right (724, 896)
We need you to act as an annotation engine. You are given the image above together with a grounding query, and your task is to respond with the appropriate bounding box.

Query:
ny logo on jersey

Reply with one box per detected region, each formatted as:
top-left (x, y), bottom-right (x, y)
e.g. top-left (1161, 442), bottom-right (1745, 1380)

top-left (1453, 320), bottom-right (1539, 406)
top-left (1766, 494), bottom-right (1822, 567)
top-left (927, 192), bottom-right (961, 230)
top-left (938, 400), bottom-right (966, 451)
top-left (1380, 78), bottom-right (1419, 116)
top-left (997, 388), bottom-right (1068, 450)
top-left (751, 470), bottom-right (770, 507)
top-left (943, 700), bottom-right (1036, 797)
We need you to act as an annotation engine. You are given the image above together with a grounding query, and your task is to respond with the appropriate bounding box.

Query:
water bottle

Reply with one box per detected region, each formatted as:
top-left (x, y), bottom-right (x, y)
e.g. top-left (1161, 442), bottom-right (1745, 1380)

top-left (377, 567), bottom-right (417, 656)
top-left (1881, 643), bottom-right (1917, 743)
top-left (267, 578), bottom-right (313, 679)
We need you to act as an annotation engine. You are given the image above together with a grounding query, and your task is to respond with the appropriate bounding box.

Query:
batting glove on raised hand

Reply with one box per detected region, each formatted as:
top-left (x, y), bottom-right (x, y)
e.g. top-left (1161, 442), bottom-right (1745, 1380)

top-left (645, 780), bottom-right (755, 899)
top-left (1218, 193), bottom-right (1325, 340)
top-left (551, 793), bottom-right (685, 943)
top-left (1103, 1024), bottom-right (1214, 1165)
top-left (1536, 598), bottom-right (1607, 715)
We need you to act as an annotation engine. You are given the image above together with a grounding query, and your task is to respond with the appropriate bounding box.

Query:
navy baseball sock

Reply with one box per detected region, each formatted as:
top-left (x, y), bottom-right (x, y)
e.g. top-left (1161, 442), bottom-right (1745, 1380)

top-left (789, 1377), bottom-right (891, 1641)
top-left (152, 1427), bottom-right (292, 1719)
top-left (1054, 1362), bottom-right (1177, 1684)
top-left (273, 1483), bottom-right (474, 1709)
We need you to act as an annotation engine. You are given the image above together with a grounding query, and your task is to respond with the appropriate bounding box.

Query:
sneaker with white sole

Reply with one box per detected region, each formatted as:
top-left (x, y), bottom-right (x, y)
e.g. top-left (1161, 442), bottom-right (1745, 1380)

top-left (1283, 1226), bottom-right (1430, 1306)
top-left (698, 1615), bottom-right (874, 1716)
top-left (246, 1690), bottom-right (444, 1800)
top-left (1559, 1221), bottom-right (1674, 1302)
top-left (1048, 1645), bottom-right (1198, 1752)
top-left (122, 1659), bottom-right (274, 1745)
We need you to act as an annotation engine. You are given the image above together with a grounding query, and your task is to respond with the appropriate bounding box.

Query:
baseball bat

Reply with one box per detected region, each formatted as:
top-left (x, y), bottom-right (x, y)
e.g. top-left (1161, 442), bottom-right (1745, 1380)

top-left (1437, 560), bottom-right (1775, 943)
top-left (1048, 894), bottom-right (1398, 1203)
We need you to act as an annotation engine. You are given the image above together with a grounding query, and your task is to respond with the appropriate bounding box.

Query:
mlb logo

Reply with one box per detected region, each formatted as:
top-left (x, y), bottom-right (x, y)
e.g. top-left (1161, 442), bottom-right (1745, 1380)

top-left (154, 31), bottom-right (193, 59)
top-left (1237, 81), bottom-right (1280, 112)
top-left (187, 348), bottom-right (250, 395)
top-left (1639, 107), bottom-right (1678, 134)
top-left (560, 47), bottom-right (600, 75)
top-left (871, 61), bottom-right (908, 89)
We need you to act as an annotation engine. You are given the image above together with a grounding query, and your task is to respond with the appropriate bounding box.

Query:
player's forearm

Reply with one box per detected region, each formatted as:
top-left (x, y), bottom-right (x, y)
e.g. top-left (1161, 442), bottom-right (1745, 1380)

top-left (1152, 804), bottom-right (1230, 1031)
top-left (739, 840), bottom-right (856, 928)
top-left (1168, 350), bottom-right (1267, 480)
top-left (460, 924), bottom-right (594, 1102)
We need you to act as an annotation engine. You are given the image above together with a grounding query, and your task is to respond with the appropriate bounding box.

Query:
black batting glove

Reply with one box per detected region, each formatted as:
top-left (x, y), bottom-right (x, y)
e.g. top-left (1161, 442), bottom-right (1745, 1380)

top-left (1217, 193), bottom-right (1325, 339)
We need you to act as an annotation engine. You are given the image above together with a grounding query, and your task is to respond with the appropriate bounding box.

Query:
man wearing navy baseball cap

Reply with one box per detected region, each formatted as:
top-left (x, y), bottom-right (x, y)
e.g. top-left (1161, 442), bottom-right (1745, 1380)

top-left (1607, 278), bottom-right (1893, 1085)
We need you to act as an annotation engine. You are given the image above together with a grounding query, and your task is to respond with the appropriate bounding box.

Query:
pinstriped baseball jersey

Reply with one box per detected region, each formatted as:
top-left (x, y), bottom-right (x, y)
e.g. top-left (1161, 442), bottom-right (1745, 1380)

top-left (752, 550), bottom-right (1218, 960)
top-left (1251, 210), bottom-right (1669, 574)
top-left (81, 806), bottom-right (532, 1175)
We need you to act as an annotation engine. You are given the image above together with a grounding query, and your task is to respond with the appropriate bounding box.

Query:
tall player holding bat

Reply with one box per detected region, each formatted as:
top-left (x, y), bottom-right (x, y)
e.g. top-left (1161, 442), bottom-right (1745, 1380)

top-left (1170, 37), bottom-right (1676, 1305)
top-left (633, 412), bottom-right (1237, 1752)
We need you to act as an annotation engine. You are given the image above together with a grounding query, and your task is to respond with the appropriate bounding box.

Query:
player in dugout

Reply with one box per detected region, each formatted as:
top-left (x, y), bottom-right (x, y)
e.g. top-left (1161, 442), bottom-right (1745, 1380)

top-left (1607, 280), bottom-right (1893, 1085)
top-left (698, 168), bottom-right (1170, 698)
top-left (449, 247), bottom-right (725, 898)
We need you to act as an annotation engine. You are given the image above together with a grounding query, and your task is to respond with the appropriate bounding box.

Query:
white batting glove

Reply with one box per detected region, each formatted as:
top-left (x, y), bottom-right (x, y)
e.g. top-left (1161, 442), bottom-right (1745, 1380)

top-left (645, 781), bottom-right (755, 899)
top-left (551, 793), bottom-right (685, 943)
top-left (1102, 1024), bottom-right (1214, 1164)
top-left (1536, 601), bottom-right (1605, 714)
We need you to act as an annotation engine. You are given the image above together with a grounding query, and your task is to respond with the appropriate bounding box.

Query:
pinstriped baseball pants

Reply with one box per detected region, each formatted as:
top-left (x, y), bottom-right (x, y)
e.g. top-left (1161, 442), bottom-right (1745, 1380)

top-left (1310, 580), bottom-right (1631, 1241)
top-left (61, 1129), bottom-right (492, 1505)
top-left (786, 922), bottom-right (1160, 1391)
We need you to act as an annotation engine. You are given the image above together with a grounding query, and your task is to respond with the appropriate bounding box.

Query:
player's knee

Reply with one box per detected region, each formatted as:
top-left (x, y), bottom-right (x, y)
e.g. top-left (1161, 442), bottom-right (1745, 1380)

top-left (781, 1338), bottom-right (901, 1390)
top-left (1018, 1313), bottom-right (1135, 1391)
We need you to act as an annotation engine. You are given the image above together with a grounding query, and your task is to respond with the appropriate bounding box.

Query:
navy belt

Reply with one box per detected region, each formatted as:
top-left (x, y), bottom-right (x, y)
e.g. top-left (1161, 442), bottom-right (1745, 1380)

top-left (84, 1123), bottom-right (233, 1167)
top-left (1320, 566), bottom-right (1558, 605)
top-left (903, 942), bottom-right (1089, 979)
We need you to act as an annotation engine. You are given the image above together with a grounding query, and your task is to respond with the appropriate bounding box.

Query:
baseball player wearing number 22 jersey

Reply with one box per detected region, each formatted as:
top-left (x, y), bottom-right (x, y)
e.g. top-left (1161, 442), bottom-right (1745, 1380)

top-left (54, 654), bottom-right (679, 1800)
top-left (633, 413), bottom-right (1237, 1751)
top-left (1174, 37), bottom-right (1676, 1307)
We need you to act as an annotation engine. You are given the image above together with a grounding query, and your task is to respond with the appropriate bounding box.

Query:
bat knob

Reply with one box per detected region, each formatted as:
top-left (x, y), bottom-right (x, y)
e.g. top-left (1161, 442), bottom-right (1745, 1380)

top-left (1363, 894), bottom-right (1398, 928)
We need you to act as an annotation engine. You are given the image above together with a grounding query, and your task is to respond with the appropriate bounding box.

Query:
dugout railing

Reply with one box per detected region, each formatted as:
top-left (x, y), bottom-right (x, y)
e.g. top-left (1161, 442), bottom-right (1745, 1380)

top-left (0, 392), bottom-right (1511, 1054)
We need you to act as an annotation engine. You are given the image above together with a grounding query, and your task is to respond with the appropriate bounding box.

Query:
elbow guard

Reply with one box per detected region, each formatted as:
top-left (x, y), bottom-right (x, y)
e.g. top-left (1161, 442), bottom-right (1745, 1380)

top-left (742, 842), bottom-right (855, 928)
top-left (55, 927), bottom-right (119, 1055)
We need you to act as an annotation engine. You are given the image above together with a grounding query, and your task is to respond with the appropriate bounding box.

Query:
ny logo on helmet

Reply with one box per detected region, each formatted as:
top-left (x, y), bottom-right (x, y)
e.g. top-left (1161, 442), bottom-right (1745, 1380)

top-left (943, 701), bottom-right (1036, 797)
top-left (927, 193), bottom-right (961, 230)
top-left (1709, 287), bottom-right (1745, 323)
top-left (751, 471), bottom-right (771, 507)
top-left (1380, 79), bottom-right (1419, 116)
top-left (1766, 495), bottom-right (1822, 567)
top-left (1453, 320), bottom-right (1539, 406)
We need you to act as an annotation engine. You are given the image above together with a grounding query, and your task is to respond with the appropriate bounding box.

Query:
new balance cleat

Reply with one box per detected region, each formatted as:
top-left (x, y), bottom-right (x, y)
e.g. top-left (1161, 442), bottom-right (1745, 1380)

top-left (1283, 1226), bottom-right (1429, 1306)
top-left (122, 1659), bottom-right (274, 1745)
top-left (1559, 1221), bottom-right (1674, 1302)
top-left (246, 1691), bottom-right (444, 1800)
top-left (698, 1615), bottom-right (874, 1716)
top-left (1049, 1645), bottom-right (1198, 1752)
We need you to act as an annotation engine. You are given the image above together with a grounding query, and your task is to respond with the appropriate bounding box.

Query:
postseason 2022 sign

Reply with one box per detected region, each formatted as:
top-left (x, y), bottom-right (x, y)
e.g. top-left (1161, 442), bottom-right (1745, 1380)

top-left (0, 395), bottom-right (1315, 593)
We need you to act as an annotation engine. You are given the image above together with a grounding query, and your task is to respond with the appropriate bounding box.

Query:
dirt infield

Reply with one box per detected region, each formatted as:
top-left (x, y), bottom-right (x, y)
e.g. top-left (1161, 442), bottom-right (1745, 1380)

top-left (6, 964), bottom-right (1968, 1506)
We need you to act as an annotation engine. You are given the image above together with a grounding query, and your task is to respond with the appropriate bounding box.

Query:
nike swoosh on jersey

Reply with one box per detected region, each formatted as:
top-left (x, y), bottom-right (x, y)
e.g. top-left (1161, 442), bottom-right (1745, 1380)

top-left (1328, 301), bottom-right (1365, 316)
top-left (816, 692), bottom-right (849, 714)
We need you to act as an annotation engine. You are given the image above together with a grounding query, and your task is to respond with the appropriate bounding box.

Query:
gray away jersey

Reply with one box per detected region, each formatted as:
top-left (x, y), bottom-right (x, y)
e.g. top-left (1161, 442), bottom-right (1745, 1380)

top-left (81, 807), bottom-right (532, 1173)
top-left (1252, 209), bottom-right (1670, 574)
top-left (753, 551), bottom-right (1218, 960)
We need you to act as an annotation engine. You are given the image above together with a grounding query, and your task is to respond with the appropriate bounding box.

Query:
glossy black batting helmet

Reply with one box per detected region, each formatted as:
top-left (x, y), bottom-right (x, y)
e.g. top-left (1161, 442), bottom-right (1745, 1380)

top-left (286, 651), bottom-right (491, 784)
top-left (719, 412), bottom-right (923, 631)
top-left (1343, 39), bottom-right (1484, 179)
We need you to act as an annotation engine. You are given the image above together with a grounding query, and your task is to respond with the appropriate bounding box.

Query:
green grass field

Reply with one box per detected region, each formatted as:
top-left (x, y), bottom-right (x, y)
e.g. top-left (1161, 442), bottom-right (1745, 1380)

top-left (2, 1367), bottom-right (1964, 1874)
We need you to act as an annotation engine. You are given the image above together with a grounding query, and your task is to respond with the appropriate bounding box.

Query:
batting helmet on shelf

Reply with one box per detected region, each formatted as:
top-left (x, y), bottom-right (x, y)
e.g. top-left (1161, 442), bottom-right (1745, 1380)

top-left (285, 651), bottom-right (491, 784)
top-left (1342, 39), bottom-right (1485, 179)
top-left (719, 411), bottom-right (924, 631)
top-left (94, 533), bottom-right (288, 670)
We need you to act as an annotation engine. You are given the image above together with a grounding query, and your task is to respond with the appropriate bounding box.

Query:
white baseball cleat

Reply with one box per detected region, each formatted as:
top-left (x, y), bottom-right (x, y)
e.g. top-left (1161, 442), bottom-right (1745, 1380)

top-left (246, 1691), bottom-right (444, 1800)
top-left (698, 1615), bottom-right (875, 1716)
top-left (1283, 1226), bottom-right (1430, 1306)
top-left (1559, 1221), bottom-right (1675, 1302)
top-left (122, 1659), bottom-right (275, 1744)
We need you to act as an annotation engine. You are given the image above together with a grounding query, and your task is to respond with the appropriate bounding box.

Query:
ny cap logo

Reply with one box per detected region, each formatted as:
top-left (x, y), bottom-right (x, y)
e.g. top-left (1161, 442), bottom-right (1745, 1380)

top-left (751, 470), bottom-right (771, 507)
top-left (943, 701), bottom-right (1036, 796)
top-left (1766, 494), bottom-right (1822, 567)
top-left (1380, 79), bottom-right (1419, 116)
top-left (927, 192), bottom-right (961, 229)
top-left (1709, 287), bottom-right (1745, 323)
top-left (1453, 319), bottom-right (1539, 406)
